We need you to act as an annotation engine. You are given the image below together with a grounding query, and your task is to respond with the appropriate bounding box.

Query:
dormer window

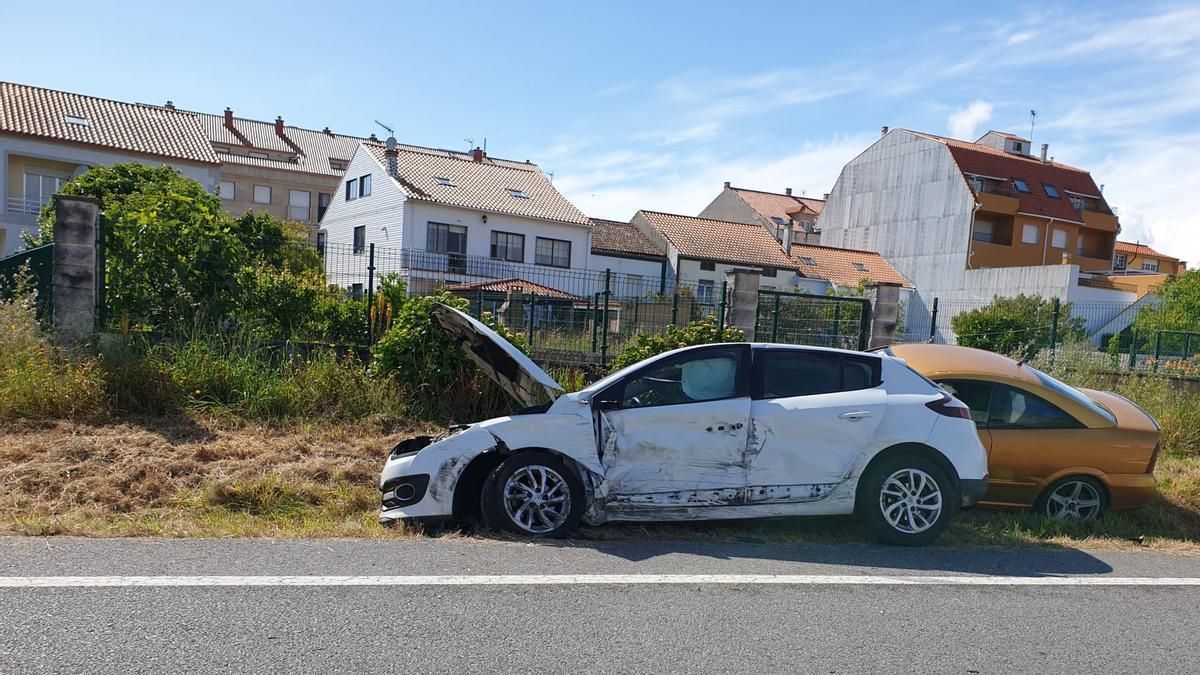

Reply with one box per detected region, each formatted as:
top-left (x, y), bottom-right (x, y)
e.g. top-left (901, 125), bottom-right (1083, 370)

top-left (435, 177), bottom-right (456, 187)
top-left (1043, 183), bottom-right (1059, 198)
top-left (214, 146), bottom-right (230, 154)
top-left (852, 262), bottom-right (869, 272)
top-left (248, 151), bottom-right (268, 159)
top-left (800, 257), bottom-right (817, 267)
top-left (330, 160), bottom-right (347, 171)
top-left (508, 188), bottom-right (528, 199)
top-left (771, 216), bottom-right (787, 226)
top-left (64, 115), bottom-right (90, 127)
top-left (1013, 179), bottom-right (1031, 193)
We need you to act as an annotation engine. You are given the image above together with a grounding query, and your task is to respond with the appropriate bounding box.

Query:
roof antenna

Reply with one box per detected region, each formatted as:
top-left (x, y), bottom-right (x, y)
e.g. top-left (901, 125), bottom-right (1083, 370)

top-left (464, 138), bottom-right (475, 152)
top-left (547, 170), bottom-right (555, 183)
top-left (1029, 109), bottom-right (1037, 144)
top-left (374, 120), bottom-right (394, 137)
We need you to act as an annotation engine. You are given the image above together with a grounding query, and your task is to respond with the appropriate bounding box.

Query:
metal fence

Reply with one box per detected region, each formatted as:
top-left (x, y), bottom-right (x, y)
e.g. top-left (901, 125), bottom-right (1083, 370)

top-left (756, 290), bottom-right (870, 350)
top-left (0, 243), bottom-right (54, 317)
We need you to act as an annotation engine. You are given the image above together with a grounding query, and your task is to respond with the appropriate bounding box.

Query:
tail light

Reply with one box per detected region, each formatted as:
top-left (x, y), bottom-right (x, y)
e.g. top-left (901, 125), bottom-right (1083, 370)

top-left (925, 392), bottom-right (972, 420)
top-left (1147, 441), bottom-right (1161, 473)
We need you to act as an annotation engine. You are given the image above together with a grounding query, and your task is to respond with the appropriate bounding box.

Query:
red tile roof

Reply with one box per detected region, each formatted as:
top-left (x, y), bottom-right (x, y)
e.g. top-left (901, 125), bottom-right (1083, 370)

top-left (907, 129), bottom-right (1106, 223)
top-left (589, 218), bottom-right (666, 258)
top-left (730, 187), bottom-right (824, 223)
top-left (446, 278), bottom-right (580, 300)
top-left (638, 211), bottom-right (800, 269)
top-left (1115, 240), bottom-right (1178, 262)
top-left (192, 112), bottom-right (361, 177)
top-left (0, 81), bottom-right (218, 164)
top-left (790, 243), bottom-right (913, 288)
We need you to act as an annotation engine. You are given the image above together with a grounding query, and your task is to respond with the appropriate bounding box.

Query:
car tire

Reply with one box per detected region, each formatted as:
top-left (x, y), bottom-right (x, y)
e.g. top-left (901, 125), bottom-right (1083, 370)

top-left (1035, 476), bottom-right (1107, 522)
top-left (481, 451), bottom-right (585, 538)
top-left (857, 454), bottom-right (958, 546)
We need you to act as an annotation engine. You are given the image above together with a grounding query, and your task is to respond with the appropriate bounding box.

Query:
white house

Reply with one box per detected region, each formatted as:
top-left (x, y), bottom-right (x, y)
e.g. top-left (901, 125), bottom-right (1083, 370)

top-left (587, 217), bottom-right (669, 298)
top-left (318, 139), bottom-right (593, 297)
top-left (0, 81), bottom-right (221, 255)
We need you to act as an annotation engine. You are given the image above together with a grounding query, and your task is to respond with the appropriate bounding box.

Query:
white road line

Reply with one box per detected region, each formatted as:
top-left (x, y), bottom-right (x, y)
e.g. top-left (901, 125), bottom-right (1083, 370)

top-left (1, 574), bottom-right (1199, 588)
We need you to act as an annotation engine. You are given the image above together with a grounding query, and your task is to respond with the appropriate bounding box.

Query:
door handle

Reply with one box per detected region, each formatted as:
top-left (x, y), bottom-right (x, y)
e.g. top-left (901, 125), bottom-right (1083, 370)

top-left (839, 410), bottom-right (872, 421)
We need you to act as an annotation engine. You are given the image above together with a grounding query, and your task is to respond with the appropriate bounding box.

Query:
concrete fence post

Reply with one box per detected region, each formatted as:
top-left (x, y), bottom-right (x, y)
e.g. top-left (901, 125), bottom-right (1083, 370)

top-left (52, 195), bottom-right (100, 346)
top-left (723, 268), bottom-right (760, 340)
top-left (863, 281), bottom-right (902, 349)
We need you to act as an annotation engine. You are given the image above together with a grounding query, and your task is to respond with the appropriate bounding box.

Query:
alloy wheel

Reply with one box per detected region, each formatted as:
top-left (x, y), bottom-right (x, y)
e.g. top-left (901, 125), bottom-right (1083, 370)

top-left (1045, 480), bottom-right (1103, 522)
top-left (879, 468), bottom-right (943, 534)
top-left (502, 465), bottom-right (572, 534)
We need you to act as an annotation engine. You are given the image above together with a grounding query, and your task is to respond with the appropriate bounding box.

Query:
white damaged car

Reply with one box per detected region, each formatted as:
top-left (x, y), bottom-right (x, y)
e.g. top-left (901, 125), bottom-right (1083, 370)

top-left (379, 305), bottom-right (989, 545)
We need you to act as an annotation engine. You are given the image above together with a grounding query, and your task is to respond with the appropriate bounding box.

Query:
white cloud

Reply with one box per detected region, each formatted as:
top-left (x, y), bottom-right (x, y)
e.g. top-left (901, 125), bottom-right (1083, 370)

top-left (1006, 30), bottom-right (1035, 46)
top-left (946, 100), bottom-right (994, 139)
top-left (634, 122), bottom-right (722, 146)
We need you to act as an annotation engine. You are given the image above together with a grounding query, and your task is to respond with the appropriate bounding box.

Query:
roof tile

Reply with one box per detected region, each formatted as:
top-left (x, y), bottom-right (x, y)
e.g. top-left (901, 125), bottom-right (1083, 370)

top-left (639, 211), bottom-right (798, 269)
top-left (790, 243), bottom-right (912, 288)
top-left (589, 218), bottom-right (665, 258)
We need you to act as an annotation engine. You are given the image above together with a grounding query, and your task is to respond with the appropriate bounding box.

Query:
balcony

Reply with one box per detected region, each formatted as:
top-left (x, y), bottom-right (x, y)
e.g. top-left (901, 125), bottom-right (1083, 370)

top-left (969, 176), bottom-right (1016, 197)
top-left (1069, 194), bottom-right (1116, 215)
top-left (5, 196), bottom-right (45, 216)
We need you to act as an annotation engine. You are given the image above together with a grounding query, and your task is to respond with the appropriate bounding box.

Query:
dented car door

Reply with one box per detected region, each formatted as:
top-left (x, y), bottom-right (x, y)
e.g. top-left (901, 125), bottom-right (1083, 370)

top-left (594, 344), bottom-right (751, 510)
top-left (746, 349), bottom-right (886, 498)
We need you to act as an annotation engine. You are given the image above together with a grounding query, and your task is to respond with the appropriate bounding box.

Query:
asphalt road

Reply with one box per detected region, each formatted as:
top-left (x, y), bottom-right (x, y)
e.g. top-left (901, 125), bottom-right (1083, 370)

top-left (2, 538), bottom-right (1199, 674)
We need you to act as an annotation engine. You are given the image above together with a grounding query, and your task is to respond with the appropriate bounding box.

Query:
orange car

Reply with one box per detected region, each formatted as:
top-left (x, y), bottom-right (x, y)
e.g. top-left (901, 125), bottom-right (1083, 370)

top-left (887, 344), bottom-right (1160, 520)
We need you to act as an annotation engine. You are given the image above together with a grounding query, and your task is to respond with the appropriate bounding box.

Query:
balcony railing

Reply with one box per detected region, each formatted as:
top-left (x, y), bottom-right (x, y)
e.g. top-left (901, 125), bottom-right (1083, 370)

top-left (972, 230), bottom-right (995, 243)
top-left (968, 177), bottom-right (1017, 198)
top-left (1069, 195), bottom-right (1116, 216)
top-left (5, 196), bottom-right (45, 215)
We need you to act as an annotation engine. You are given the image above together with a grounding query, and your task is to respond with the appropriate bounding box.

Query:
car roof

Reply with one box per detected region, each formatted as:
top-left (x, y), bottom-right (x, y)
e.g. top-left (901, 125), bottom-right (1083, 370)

top-left (888, 343), bottom-right (1038, 386)
top-left (749, 342), bottom-right (880, 357)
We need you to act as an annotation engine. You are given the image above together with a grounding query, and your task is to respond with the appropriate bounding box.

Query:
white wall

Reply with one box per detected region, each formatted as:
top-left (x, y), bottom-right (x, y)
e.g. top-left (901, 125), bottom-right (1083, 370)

top-left (405, 202), bottom-right (591, 268)
top-left (0, 135), bottom-right (220, 256)
top-left (317, 146), bottom-right (405, 290)
top-left (587, 253), bottom-right (667, 297)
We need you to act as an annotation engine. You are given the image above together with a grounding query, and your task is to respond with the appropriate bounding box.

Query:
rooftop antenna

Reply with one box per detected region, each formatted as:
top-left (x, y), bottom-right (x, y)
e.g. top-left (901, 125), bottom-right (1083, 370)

top-left (464, 138), bottom-right (475, 152)
top-left (374, 120), bottom-right (394, 135)
top-left (1029, 110), bottom-right (1037, 144)
top-left (547, 170), bottom-right (555, 183)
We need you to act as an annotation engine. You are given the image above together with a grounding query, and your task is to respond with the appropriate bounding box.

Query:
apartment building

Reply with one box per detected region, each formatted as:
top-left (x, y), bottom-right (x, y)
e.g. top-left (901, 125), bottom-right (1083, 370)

top-left (699, 183), bottom-right (824, 245)
top-left (0, 82), bottom-right (221, 255)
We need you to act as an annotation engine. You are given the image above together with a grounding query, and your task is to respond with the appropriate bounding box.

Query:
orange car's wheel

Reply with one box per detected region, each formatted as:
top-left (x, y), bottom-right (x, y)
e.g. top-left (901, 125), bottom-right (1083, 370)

top-left (1035, 476), bottom-right (1108, 522)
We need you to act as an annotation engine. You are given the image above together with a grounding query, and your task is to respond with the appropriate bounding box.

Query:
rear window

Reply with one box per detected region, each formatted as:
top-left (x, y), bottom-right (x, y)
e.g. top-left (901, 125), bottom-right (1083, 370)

top-left (755, 350), bottom-right (881, 399)
top-left (1025, 366), bottom-right (1117, 425)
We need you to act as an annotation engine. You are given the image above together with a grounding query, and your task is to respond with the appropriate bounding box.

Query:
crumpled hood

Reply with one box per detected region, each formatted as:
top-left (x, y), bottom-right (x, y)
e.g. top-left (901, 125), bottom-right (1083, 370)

top-left (430, 303), bottom-right (565, 408)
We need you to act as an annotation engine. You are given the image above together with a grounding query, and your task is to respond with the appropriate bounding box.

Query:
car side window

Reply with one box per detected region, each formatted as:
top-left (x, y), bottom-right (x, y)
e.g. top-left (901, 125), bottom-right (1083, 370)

top-left (756, 350), bottom-right (881, 399)
top-left (615, 349), bottom-right (742, 409)
top-left (938, 379), bottom-right (993, 427)
top-left (988, 384), bottom-right (1083, 429)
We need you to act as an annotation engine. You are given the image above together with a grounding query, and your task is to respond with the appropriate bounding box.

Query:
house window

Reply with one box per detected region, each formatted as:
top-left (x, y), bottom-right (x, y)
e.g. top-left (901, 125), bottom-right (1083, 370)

top-left (248, 151), bottom-right (269, 159)
top-left (1114, 254), bottom-right (1127, 270)
top-left (761, 267), bottom-right (777, 277)
top-left (64, 114), bottom-right (90, 126)
top-left (700, 261), bottom-right (716, 271)
top-left (1021, 224), bottom-right (1040, 244)
top-left (1043, 184), bottom-right (1060, 198)
top-left (351, 283), bottom-right (364, 300)
top-left (317, 193), bottom-right (331, 221)
top-left (253, 185), bottom-right (272, 204)
top-left (1013, 179), bottom-right (1031, 193)
top-left (214, 146), bottom-right (231, 155)
top-left (435, 177), bottom-right (456, 187)
top-left (1051, 228), bottom-right (1068, 249)
top-left (697, 279), bottom-right (715, 304)
top-left (1013, 142), bottom-right (1024, 153)
top-left (331, 160), bottom-right (347, 171)
top-left (535, 237), bottom-right (571, 268)
top-left (428, 222), bottom-right (468, 254)
top-left (288, 190), bottom-right (311, 221)
top-left (219, 180), bottom-right (235, 201)
top-left (852, 262), bottom-right (869, 272)
top-left (353, 225), bottom-right (366, 254)
top-left (359, 174), bottom-right (372, 197)
top-left (345, 179), bottom-right (357, 201)
top-left (508, 188), bottom-right (528, 199)
top-left (800, 256), bottom-right (817, 266)
top-left (771, 216), bottom-right (787, 226)
top-left (19, 173), bottom-right (65, 214)
top-left (316, 231), bottom-right (327, 257)
top-left (490, 231), bottom-right (524, 262)
top-left (1142, 260), bottom-right (1159, 272)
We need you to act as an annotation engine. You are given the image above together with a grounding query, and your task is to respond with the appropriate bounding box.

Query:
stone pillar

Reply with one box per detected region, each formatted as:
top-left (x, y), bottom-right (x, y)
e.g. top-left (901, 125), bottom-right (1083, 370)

top-left (723, 268), bottom-right (760, 340)
top-left (864, 281), bottom-right (902, 349)
top-left (52, 196), bottom-right (100, 346)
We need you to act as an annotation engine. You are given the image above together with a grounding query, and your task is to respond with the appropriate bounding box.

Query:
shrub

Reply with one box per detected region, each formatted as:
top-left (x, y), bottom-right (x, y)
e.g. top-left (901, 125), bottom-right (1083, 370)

top-left (951, 294), bottom-right (1084, 360)
top-left (608, 317), bottom-right (744, 371)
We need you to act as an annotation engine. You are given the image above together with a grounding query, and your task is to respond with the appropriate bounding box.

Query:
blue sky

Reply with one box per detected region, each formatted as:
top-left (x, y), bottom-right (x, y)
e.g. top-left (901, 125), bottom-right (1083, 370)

top-left (4, 1), bottom-right (1199, 261)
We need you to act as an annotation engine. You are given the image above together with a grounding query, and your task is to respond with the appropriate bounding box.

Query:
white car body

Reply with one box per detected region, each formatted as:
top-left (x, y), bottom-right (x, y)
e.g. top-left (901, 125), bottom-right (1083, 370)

top-left (380, 306), bottom-right (989, 529)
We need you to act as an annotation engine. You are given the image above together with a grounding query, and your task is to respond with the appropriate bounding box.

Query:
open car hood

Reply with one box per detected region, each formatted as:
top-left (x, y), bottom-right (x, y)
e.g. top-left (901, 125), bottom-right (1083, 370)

top-left (430, 303), bottom-right (565, 408)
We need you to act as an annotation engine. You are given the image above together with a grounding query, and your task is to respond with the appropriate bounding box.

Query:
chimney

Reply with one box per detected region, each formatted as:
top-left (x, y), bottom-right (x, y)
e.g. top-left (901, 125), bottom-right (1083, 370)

top-left (822, 192), bottom-right (830, 201)
top-left (369, 133), bottom-right (379, 142)
top-left (471, 147), bottom-right (485, 163)
top-left (384, 136), bottom-right (398, 177)
top-left (783, 222), bottom-right (795, 252)
top-left (275, 116), bottom-right (285, 134)
top-left (224, 107), bottom-right (234, 127)
top-left (785, 187), bottom-right (793, 196)
top-left (322, 127), bottom-right (332, 135)
top-left (164, 100), bottom-right (175, 110)
top-left (881, 126), bottom-right (889, 137)
top-left (723, 181), bottom-right (731, 189)
top-left (1040, 143), bottom-right (1049, 161)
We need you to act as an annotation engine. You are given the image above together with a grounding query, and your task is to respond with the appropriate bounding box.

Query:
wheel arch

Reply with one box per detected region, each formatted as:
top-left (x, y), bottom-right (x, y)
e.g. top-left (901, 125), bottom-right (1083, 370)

top-left (859, 442), bottom-right (962, 496)
top-left (451, 446), bottom-right (596, 521)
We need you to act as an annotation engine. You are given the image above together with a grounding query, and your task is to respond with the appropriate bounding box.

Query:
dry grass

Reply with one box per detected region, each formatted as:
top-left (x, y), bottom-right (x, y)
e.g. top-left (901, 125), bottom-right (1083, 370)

top-left (2, 417), bottom-right (1198, 550)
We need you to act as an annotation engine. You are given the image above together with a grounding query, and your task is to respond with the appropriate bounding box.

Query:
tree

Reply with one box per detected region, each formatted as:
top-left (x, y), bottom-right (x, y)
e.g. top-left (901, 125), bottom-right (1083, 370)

top-left (608, 317), bottom-right (744, 371)
top-left (1132, 270), bottom-right (1200, 334)
top-left (950, 294), bottom-right (1085, 360)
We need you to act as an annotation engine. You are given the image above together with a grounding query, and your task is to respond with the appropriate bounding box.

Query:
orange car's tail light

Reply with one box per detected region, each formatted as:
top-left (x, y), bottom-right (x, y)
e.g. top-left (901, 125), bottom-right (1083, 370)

top-left (1148, 442), bottom-right (1161, 473)
top-left (926, 393), bottom-right (972, 420)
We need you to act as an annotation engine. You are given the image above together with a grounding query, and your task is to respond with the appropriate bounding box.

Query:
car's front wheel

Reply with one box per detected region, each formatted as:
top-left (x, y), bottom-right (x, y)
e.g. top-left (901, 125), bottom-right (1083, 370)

top-left (858, 454), bottom-right (957, 546)
top-left (481, 451), bottom-right (585, 538)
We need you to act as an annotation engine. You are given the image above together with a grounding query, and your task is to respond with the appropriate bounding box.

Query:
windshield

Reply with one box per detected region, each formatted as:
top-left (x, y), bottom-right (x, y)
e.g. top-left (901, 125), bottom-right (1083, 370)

top-left (1025, 365), bottom-right (1117, 425)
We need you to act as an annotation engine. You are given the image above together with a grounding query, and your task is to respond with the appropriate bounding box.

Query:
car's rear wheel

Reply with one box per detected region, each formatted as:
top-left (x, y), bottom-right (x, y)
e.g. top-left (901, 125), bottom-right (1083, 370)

top-left (858, 454), bottom-right (957, 546)
top-left (481, 451), bottom-right (584, 538)
top-left (1036, 476), bottom-right (1107, 522)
